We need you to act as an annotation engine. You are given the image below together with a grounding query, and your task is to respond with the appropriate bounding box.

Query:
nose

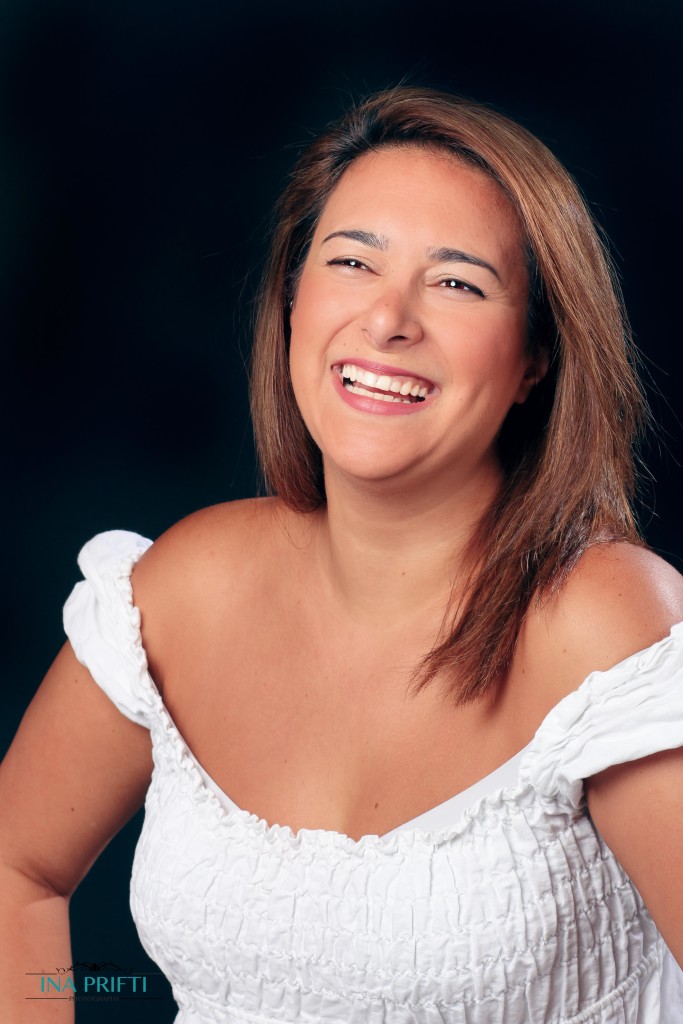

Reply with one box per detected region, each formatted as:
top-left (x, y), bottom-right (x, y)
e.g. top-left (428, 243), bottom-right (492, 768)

top-left (360, 285), bottom-right (424, 350)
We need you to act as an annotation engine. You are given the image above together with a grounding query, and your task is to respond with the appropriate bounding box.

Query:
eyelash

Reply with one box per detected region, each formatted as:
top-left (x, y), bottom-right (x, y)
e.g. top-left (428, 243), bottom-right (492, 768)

top-left (327, 257), bottom-right (369, 271)
top-left (438, 278), bottom-right (486, 298)
top-left (325, 258), bottom-right (486, 298)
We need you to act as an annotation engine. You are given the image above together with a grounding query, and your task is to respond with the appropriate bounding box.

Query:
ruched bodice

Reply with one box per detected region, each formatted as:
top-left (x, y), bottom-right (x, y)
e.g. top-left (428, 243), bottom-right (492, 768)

top-left (63, 530), bottom-right (683, 1022)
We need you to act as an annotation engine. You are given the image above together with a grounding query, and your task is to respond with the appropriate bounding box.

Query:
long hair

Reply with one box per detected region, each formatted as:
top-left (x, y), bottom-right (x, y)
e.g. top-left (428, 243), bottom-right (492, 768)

top-left (249, 86), bottom-right (647, 705)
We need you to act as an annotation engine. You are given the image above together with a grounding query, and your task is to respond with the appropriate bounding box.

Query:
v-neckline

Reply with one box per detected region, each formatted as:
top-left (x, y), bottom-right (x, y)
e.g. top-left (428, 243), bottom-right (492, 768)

top-left (139, 619), bottom-right (683, 849)
top-left (183, 735), bottom-right (533, 839)
top-left (117, 535), bottom-right (683, 849)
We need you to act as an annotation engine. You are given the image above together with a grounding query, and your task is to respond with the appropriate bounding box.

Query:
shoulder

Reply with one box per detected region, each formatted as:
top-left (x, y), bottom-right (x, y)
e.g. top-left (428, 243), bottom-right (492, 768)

top-left (134, 494), bottom-right (305, 580)
top-left (133, 497), bottom-right (282, 582)
top-left (514, 541), bottom-right (683, 715)
top-left (128, 497), bottom-right (304, 687)
top-left (535, 541), bottom-right (683, 665)
top-left (553, 545), bottom-right (683, 961)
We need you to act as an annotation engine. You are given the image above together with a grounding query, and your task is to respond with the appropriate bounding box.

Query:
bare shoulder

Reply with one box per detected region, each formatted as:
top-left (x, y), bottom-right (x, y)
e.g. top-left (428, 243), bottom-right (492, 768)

top-left (129, 497), bottom-right (298, 689)
top-left (515, 542), bottom-right (683, 713)
top-left (536, 541), bottom-right (683, 655)
top-left (133, 497), bottom-right (284, 590)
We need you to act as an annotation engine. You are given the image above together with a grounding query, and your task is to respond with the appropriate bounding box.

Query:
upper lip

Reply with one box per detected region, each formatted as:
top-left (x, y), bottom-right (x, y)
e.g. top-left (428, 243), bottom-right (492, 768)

top-left (332, 357), bottom-right (437, 390)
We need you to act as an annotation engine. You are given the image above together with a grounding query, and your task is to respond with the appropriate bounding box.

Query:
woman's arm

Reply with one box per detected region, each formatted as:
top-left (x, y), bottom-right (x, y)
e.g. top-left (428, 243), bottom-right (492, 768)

top-left (0, 640), bottom-right (154, 1021)
top-left (521, 541), bottom-right (683, 968)
top-left (586, 747), bottom-right (683, 966)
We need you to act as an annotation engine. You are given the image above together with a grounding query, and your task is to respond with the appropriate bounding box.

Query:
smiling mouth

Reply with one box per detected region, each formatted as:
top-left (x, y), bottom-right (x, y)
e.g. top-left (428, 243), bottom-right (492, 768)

top-left (336, 363), bottom-right (433, 404)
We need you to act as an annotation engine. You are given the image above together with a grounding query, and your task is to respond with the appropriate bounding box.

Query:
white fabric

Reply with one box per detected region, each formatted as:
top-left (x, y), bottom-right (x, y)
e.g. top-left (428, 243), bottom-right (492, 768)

top-left (63, 529), bottom-right (683, 1023)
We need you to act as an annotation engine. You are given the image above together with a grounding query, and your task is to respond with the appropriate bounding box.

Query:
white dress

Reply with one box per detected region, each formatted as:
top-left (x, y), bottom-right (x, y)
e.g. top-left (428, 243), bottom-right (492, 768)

top-left (62, 530), bottom-right (683, 1023)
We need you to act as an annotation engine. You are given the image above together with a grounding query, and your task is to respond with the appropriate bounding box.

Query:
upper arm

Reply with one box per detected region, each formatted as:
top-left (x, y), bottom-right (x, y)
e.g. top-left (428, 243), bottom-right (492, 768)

top-left (0, 497), bottom-right (282, 900)
top-left (0, 499), bottom-right (274, 901)
top-left (0, 639), bottom-right (153, 899)
top-left (522, 541), bottom-right (683, 965)
top-left (586, 747), bottom-right (683, 967)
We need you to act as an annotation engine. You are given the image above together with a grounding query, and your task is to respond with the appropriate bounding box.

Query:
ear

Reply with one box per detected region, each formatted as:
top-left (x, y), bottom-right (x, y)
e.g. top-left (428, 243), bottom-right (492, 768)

top-left (513, 347), bottom-right (550, 405)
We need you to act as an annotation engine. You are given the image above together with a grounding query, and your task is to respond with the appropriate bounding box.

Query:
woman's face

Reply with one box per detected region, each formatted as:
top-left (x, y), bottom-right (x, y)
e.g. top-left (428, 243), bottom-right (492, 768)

top-left (289, 145), bottom-right (542, 495)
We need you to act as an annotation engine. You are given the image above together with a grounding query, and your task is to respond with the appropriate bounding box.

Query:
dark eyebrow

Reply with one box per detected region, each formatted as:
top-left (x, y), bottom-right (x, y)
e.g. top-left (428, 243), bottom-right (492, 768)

top-left (321, 229), bottom-right (389, 250)
top-left (426, 246), bottom-right (501, 282)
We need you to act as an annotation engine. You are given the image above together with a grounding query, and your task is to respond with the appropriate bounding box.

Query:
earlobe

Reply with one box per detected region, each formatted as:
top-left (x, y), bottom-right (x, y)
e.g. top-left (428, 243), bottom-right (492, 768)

top-left (513, 378), bottom-right (536, 405)
top-left (514, 349), bottom-right (549, 405)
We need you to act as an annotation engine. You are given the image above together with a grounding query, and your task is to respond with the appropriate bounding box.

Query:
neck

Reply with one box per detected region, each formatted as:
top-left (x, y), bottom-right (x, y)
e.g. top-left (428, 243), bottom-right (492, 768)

top-left (307, 461), bottom-right (502, 632)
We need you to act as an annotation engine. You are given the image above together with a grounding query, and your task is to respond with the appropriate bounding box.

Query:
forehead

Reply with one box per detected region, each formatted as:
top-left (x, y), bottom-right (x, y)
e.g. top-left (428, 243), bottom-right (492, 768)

top-left (315, 144), bottom-right (525, 259)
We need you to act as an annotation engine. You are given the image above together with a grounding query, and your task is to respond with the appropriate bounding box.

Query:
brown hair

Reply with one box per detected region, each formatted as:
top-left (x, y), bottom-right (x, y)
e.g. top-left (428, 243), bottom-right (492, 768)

top-left (249, 86), bottom-right (647, 706)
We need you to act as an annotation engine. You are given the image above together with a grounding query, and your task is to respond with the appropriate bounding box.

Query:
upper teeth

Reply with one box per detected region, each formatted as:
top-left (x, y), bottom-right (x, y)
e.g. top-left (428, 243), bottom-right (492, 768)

top-left (341, 364), bottom-right (430, 398)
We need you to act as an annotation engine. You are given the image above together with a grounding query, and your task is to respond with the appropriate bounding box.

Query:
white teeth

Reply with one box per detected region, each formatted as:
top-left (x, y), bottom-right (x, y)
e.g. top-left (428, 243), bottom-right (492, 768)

top-left (345, 383), bottom-right (413, 403)
top-left (339, 362), bottom-right (433, 401)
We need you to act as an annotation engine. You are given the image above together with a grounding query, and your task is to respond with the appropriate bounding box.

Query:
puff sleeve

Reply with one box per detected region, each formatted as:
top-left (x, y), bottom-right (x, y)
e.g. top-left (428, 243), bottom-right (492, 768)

top-left (62, 530), bottom-right (156, 729)
top-left (520, 622), bottom-right (683, 809)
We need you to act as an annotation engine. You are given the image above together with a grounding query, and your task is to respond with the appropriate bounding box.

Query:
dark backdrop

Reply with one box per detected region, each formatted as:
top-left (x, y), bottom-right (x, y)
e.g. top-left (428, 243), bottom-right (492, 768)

top-left (2, 1), bottom-right (682, 1020)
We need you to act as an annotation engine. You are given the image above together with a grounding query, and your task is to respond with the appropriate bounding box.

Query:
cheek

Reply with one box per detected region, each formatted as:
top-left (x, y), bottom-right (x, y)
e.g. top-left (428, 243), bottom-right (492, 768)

top-left (288, 333), bottom-right (308, 407)
top-left (291, 262), bottom-right (331, 318)
top-left (287, 330), bottom-right (324, 446)
top-left (443, 325), bottom-right (530, 429)
top-left (288, 273), bottom-right (345, 397)
top-left (449, 322), bottom-right (527, 387)
top-left (288, 280), bottom-right (325, 374)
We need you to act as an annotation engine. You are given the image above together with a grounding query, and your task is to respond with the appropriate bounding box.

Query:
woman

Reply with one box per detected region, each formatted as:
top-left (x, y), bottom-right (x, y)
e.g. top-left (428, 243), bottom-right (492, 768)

top-left (2, 86), bottom-right (682, 1022)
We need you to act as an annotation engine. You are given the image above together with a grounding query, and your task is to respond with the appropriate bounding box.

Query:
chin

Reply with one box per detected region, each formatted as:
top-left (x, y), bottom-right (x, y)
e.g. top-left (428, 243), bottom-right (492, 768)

top-left (323, 448), bottom-right (432, 488)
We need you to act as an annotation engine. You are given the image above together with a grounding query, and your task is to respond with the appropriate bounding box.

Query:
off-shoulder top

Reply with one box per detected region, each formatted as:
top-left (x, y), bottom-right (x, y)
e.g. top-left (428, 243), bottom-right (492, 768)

top-left (62, 530), bottom-right (683, 1023)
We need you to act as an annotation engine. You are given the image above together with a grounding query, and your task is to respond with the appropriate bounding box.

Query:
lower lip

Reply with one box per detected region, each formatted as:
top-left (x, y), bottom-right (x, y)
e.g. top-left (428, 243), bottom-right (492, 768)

top-left (331, 369), bottom-right (435, 416)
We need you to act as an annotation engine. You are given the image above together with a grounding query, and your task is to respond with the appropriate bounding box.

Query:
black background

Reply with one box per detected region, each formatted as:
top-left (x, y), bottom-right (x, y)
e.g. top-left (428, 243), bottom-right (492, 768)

top-left (2, 1), bottom-right (682, 1019)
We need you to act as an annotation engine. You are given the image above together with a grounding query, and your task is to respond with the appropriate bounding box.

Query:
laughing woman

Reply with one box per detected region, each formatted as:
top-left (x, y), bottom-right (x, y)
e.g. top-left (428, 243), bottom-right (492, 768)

top-left (2, 87), bottom-right (683, 1023)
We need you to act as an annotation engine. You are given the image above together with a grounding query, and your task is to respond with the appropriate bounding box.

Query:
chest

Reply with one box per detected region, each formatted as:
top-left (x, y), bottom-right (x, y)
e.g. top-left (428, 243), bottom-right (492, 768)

top-left (156, 584), bottom-right (530, 841)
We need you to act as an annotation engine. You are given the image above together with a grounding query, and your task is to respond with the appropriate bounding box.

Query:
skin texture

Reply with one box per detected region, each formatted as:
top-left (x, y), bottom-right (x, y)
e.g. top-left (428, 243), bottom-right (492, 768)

top-left (1, 147), bottom-right (682, 1021)
top-left (0, 639), bottom-right (153, 1021)
top-left (289, 147), bottom-right (544, 498)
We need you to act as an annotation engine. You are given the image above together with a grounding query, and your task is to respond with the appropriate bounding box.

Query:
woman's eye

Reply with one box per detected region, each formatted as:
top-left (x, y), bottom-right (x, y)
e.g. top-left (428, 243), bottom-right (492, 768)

top-left (438, 277), bottom-right (485, 298)
top-left (326, 257), bottom-right (370, 271)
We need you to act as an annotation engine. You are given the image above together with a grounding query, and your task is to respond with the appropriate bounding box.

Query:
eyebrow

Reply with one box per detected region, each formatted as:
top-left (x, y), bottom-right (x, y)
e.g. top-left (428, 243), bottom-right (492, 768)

top-left (426, 246), bottom-right (500, 282)
top-left (322, 229), bottom-right (389, 251)
top-left (321, 230), bottom-right (501, 281)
